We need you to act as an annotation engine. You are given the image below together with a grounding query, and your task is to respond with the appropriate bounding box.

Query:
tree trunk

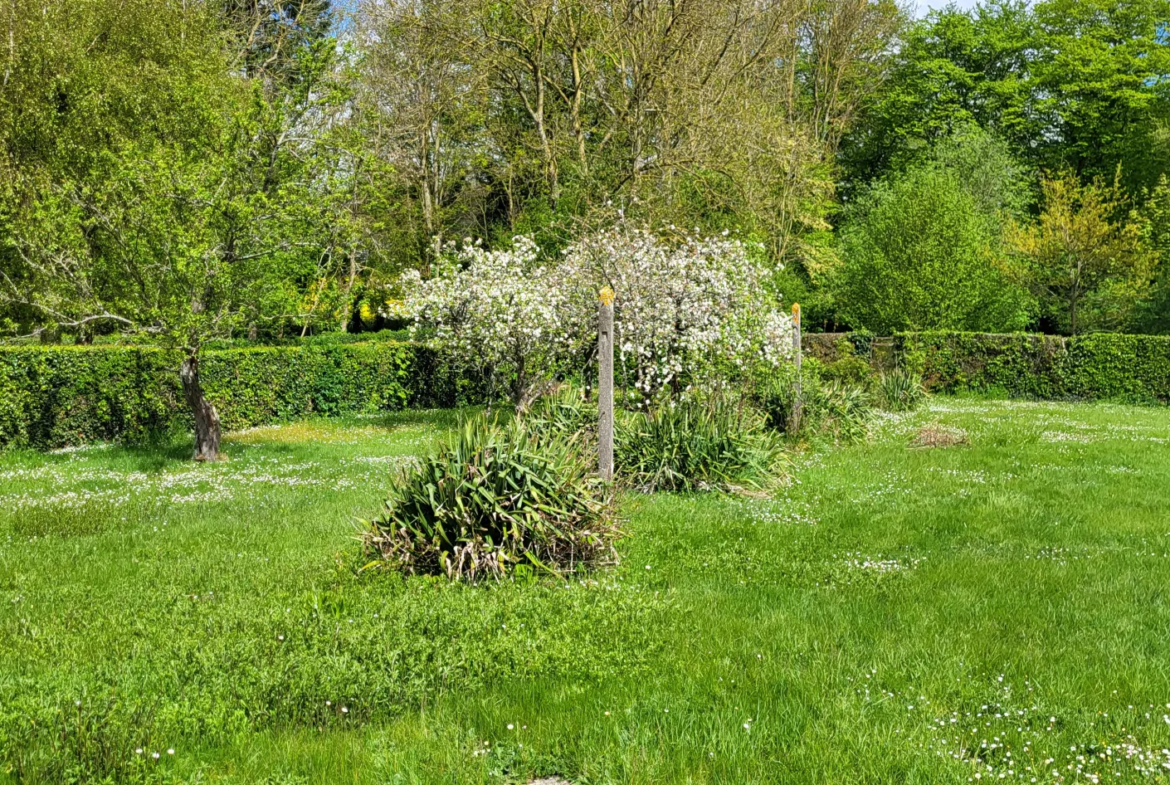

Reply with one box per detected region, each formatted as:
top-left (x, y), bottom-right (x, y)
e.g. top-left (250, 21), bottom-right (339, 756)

top-left (339, 250), bottom-right (358, 333)
top-left (180, 355), bottom-right (221, 461)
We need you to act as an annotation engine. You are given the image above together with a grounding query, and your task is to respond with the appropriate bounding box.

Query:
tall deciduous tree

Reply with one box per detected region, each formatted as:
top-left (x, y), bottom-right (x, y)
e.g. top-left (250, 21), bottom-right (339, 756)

top-left (1010, 174), bottom-right (1155, 334)
top-left (841, 0), bottom-right (1170, 197)
top-left (0, 0), bottom-right (361, 458)
top-left (352, 0), bottom-right (903, 272)
top-left (1134, 176), bottom-right (1170, 333)
top-left (834, 144), bottom-right (1032, 333)
top-left (5, 104), bottom-right (353, 458)
top-left (219, 0), bottom-right (334, 86)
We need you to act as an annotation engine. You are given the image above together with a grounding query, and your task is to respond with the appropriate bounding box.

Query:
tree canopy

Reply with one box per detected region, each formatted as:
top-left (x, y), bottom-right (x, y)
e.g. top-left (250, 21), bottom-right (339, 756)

top-left (4, 0), bottom-right (1170, 452)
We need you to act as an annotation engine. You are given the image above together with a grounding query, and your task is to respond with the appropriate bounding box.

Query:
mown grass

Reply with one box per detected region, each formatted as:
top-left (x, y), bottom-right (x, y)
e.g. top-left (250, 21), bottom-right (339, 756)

top-left (2, 400), bottom-right (1170, 783)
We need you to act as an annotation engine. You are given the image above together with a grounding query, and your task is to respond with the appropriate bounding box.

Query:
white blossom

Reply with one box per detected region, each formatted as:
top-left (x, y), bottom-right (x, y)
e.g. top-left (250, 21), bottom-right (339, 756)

top-left (396, 227), bottom-right (794, 406)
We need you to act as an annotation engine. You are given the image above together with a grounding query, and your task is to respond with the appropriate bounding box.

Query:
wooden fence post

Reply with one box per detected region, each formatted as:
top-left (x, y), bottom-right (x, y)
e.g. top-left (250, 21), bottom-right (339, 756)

top-left (598, 287), bottom-right (615, 481)
top-left (791, 302), bottom-right (802, 434)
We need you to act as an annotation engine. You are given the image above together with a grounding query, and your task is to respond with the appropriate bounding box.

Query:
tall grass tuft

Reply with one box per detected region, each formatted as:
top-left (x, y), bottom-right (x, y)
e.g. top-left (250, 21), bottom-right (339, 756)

top-left (875, 367), bottom-right (926, 411)
top-left (615, 393), bottom-right (787, 492)
top-left (363, 415), bottom-right (616, 581)
top-left (757, 372), bottom-right (872, 442)
top-left (808, 381), bottom-right (872, 442)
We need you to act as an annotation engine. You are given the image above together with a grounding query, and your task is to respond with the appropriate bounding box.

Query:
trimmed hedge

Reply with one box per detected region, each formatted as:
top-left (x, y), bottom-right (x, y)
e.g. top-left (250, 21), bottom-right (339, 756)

top-left (4, 331), bottom-right (1167, 449)
top-left (0, 342), bottom-right (480, 449)
top-left (896, 332), bottom-right (1170, 403)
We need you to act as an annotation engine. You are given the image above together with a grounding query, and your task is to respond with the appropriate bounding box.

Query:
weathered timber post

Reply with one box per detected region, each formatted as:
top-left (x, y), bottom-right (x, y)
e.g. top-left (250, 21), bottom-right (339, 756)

top-left (791, 302), bottom-right (803, 434)
top-left (599, 286), bottom-right (615, 481)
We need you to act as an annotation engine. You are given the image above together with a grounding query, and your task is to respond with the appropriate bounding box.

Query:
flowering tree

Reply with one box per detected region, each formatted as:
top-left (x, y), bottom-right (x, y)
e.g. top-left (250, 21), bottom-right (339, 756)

top-left (398, 227), bottom-right (794, 410)
top-left (397, 237), bottom-right (571, 410)
top-left (560, 226), bottom-right (794, 398)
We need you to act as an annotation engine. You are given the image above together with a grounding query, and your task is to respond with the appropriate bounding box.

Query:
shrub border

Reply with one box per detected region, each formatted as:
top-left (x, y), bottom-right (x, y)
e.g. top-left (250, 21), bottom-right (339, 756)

top-left (0, 341), bottom-right (481, 449)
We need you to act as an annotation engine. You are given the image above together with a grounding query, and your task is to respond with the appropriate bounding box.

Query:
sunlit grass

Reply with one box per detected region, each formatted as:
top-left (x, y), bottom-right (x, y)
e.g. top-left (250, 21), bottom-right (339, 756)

top-left (2, 400), bottom-right (1170, 783)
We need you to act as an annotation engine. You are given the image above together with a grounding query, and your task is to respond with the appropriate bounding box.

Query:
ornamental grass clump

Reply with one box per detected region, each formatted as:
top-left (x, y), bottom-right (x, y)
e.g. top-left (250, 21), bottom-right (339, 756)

top-left (362, 415), bottom-right (617, 582)
top-left (616, 393), bottom-right (787, 493)
top-left (756, 370), bottom-right (871, 442)
top-left (526, 383), bottom-right (598, 445)
top-left (875, 367), bottom-right (926, 411)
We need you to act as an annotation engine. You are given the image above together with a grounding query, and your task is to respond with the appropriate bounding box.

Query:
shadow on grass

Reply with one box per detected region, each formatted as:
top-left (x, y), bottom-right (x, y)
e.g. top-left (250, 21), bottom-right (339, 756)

top-left (2, 408), bottom-right (478, 471)
top-left (360, 406), bottom-right (482, 431)
top-left (120, 440), bottom-right (199, 472)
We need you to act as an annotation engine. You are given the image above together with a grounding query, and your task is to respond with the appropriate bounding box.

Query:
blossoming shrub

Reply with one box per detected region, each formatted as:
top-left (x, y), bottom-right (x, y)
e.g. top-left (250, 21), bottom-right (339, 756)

top-left (362, 415), bottom-right (617, 582)
top-left (397, 226), bottom-right (795, 409)
top-left (397, 238), bottom-right (572, 410)
top-left (560, 226), bottom-right (794, 398)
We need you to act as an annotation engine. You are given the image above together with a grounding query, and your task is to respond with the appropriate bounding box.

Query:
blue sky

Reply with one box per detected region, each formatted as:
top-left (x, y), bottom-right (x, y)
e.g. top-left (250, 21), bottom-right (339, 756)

top-left (915, 0), bottom-right (981, 16)
top-left (331, 0), bottom-right (979, 24)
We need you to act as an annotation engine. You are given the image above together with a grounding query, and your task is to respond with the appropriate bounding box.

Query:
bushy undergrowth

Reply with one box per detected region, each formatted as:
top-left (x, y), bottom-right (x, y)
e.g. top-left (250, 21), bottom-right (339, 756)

top-left (807, 381), bottom-right (873, 441)
top-left (363, 416), bottom-right (616, 581)
top-left (615, 393), bottom-right (787, 492)
top-left (527, 384), bottom-right (599, 445)
top-left (818, 338), bottom-right (873, 388)
top-left (757, 364), bottom-right (874, 442)
top-left (530, 385), bottom-right (788, 493)
top-left (758, 351), bottom-right (927, 442)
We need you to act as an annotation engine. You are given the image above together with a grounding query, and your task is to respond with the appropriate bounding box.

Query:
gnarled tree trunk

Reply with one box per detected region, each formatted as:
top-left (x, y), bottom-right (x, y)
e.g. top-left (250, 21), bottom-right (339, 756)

top-left (180, 355), bottom-right (221, 461)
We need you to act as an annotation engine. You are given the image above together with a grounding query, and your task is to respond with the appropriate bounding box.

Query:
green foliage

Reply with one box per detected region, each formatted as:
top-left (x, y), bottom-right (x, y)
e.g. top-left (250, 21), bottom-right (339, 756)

top-left (0, 0), bottom-right (234, 182)
top-left (1136, 176), bottom-right (1170, 334)
top-left (930, 124), bottom-right (1032, 224)
top-left (842, 0), bottom-right (1170, 197)
top-left (819, 338), bottom-right (874, 388)
top-left (218, 0), bottom-right (335, 86)
top-left (835, 161), bottom-right (1032, 333)
top-left (363, 415), bottom-right (616, 581)
top-left (8, 400), bottom-right (1170, 780)
top-left (755, 363), bottom-right (871, 443)
top-left (0, 0), bottom-right (377, 354)
top-left (201, 329), bottom-right (413, 350)
top-left (1009, 173), bottom-right (1155, 334)
top-left (846, 329), bottom-right (876, 358)
top-left (898, 331), bottom-right (1170, 402)
top-left (0, 346), bottom-right (178, 449)
top-left (875, 367), bottom-right (926, 412)
top-left (615, 393), bottom-right (788, 492)
top-left (803, 381), bottom-right (873, 443)
top-left (526, 384), bottom-right (599, 445)
top-left (0, 342), bottom-right (478, 449)
top-left (759, 356), bottom-right (898, 440)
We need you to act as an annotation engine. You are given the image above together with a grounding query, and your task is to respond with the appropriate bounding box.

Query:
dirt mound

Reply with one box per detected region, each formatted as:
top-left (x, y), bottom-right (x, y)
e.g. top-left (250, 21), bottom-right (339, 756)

top-left (911, 424), bottom-right (968, 448)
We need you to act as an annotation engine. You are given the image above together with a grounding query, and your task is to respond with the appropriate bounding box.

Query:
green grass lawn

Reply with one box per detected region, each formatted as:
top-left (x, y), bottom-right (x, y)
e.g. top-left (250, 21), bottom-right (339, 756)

top-left (3, 400), bottom-right (1170, 784)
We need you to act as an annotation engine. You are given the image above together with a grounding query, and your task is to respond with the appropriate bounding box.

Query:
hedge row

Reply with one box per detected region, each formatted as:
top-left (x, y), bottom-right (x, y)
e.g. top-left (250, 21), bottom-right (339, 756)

top-left (0, 342), bottom-right (480, 449)
top-left (3, 331), bottom-right (1167, 449)
top-left (895, 332), bottom-right (1170, 403)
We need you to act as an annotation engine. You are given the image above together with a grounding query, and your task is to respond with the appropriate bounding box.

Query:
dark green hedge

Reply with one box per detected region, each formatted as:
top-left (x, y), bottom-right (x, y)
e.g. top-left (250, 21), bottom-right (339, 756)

top-left (896, 332), bottom-right (1170, 403)
top-left (0, 342), bottom-right (479, 449)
